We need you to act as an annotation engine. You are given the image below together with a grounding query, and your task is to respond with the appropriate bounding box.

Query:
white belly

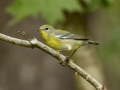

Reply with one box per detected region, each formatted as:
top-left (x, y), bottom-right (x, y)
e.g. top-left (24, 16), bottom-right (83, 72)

top-left (60, 39), bottom-right (83, 50)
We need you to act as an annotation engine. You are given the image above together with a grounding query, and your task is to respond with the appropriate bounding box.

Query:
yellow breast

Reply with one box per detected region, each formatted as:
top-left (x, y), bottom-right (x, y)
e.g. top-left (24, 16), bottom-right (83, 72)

top-left (46, 38), bottom-right (61, 50)
top-left (40, 30), bottom-right (61, 50)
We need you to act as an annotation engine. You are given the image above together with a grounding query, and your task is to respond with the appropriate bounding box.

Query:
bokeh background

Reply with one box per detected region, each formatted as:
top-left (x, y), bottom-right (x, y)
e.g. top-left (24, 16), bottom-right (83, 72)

top-left (0, 0), bottom-right (120, 90)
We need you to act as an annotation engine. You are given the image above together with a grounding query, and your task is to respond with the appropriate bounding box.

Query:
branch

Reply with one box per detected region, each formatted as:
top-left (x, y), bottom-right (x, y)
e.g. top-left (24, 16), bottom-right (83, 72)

top-left (0, 33), bottom-right (107, 90)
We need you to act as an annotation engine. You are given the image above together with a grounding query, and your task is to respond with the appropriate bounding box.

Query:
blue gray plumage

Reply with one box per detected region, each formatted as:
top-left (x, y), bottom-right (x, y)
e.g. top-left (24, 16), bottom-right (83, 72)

top-left (55, 29), bottom-right (89, 40)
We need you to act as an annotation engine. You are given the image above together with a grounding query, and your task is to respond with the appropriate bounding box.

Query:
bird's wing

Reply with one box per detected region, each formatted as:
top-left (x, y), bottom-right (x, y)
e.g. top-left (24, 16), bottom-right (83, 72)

top-left (55, 29), bottom-right (89, 40)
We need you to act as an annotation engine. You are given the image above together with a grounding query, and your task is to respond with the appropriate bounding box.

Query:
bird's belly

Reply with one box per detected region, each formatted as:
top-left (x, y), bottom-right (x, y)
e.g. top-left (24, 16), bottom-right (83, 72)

top-left (46, 38), bottom-right (83, 51)
top-left (60, 39), bottom-right (83, 51)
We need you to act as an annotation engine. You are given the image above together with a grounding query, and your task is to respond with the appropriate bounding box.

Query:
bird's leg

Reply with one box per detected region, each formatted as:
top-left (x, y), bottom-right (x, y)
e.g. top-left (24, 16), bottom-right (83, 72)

top-left (59, 49), bottom-right (78, 66)
top-left (59, 61), bottom-right (65, 66)
top-left (57, 50), bottom-right (62, 64)
top-left (60, 49), bottom-right (78, 66)
top-left (59, 56), bottom-right (70, 66)
top-left (57, 50), bottom-right (70, 66)
top-left (70, 49), bottom-right (78, 58)
top-left (65, 56), bottom-right (70, 65)
top-left (57, 50), bottom-right (65, 66)
top-left (56, 50), bottom-right (60, 55)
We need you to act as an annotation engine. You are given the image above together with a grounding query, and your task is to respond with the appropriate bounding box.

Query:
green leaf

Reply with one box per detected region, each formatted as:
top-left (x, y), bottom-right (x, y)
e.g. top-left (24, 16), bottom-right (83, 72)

top-left (6, 0), bottom-right (83, 26)
top-left (101, 0), bottom-right (114, 7)
top-left (83, 0), bottom-right (114, 12)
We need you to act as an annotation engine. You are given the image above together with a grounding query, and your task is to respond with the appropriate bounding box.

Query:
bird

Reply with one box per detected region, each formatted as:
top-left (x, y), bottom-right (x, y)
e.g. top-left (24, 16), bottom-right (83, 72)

top-left (38, 25), bottom-right (100, 58)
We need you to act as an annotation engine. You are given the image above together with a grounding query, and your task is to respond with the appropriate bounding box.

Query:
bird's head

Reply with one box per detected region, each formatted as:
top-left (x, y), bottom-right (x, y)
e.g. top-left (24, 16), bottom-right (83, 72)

top-left (38, 25), bottom-right (56, 34)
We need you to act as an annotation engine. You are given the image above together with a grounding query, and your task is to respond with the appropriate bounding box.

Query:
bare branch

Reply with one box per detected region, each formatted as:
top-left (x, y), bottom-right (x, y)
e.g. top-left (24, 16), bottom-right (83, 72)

top-left (18, 31), bottom-right (33, 46)
top-left (0, 33), bottom-right (107, 90)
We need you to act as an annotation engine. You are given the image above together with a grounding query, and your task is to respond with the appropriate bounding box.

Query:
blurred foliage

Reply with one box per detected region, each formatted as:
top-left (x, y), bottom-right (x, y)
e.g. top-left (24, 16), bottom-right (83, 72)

top-left (6, 0), bottom-right (112, 26)
top-left (6, 0), bottom-right (82, 26)
top-left (100, 28), bottom-right (120, 60)
top-left (83, 0), bottom-right (113, 11)
top-left (99, 0), bottom-right (120, 60)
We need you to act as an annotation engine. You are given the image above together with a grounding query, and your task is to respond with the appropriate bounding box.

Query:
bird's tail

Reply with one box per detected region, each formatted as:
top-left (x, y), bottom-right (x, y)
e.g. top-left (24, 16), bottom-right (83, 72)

top-left (88, 40), bottom-right (100, 45)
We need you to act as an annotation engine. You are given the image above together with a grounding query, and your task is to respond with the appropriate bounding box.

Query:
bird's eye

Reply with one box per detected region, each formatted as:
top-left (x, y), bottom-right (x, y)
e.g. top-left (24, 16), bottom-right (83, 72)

top-left (45, 28), bottom-right (49, 30)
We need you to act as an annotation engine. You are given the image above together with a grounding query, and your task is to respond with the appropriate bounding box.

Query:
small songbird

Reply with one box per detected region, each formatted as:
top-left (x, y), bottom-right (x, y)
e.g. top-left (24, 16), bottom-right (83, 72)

top-left (38, 25), bottom-right (100, 58)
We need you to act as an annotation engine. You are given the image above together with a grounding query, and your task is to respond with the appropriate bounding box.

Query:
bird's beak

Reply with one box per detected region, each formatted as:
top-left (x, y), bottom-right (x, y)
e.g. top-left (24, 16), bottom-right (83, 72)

top-left (38, 29), bottom-right (42, 32)
top-left (38, 29), bottom-right (43, 33)
top-left (37, 29), bottom-right (40, 31)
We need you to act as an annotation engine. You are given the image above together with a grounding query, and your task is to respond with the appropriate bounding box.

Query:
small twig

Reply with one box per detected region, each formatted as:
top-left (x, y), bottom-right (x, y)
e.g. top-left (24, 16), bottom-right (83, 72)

top-left (18, 31), bottom-right (34, 48)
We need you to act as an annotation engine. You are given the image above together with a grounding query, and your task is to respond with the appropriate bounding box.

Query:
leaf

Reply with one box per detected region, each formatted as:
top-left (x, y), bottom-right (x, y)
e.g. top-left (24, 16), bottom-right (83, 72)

top-left (101, 0), bottom-right (114, 7)
top-left (83, 0), bottom-right (113, 12)
top-left (6, 0), bottom-right (83, 26)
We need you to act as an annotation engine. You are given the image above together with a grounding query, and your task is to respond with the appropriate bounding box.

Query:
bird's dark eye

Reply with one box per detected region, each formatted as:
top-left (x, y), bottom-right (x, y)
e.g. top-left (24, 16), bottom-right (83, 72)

top-left (45, 27), bottom-right (49, 30)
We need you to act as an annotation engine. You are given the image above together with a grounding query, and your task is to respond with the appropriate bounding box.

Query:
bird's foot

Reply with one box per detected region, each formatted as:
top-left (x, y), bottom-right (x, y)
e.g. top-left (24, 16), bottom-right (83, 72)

top-left (56, 50), bottom-right (61, 55)
top-left (59, 56), bottom-right (71, 66)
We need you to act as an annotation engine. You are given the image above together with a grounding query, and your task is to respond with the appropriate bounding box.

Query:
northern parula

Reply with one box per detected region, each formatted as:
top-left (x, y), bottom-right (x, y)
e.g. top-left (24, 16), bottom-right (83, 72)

top-left (38, 25), bottom-right (100, 57)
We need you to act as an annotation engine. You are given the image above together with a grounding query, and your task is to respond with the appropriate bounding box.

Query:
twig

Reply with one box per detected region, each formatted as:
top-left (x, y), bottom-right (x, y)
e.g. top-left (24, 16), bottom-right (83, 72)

top-left (0, 33), bottom-right (107, 90)
top-left (18, 31), bottom-right (34, 48)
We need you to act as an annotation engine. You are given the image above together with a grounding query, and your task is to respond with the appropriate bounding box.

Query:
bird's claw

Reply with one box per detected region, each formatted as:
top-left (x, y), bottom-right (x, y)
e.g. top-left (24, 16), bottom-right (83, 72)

top-left (59, 61), bottom-right (65, 66)
top-left (59, 56), bottom-right (71, 66)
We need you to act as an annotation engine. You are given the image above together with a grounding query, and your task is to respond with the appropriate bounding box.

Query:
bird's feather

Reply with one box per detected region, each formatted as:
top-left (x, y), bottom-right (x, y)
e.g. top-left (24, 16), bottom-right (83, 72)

top-left (55, 29), bottom-right (89, 40)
